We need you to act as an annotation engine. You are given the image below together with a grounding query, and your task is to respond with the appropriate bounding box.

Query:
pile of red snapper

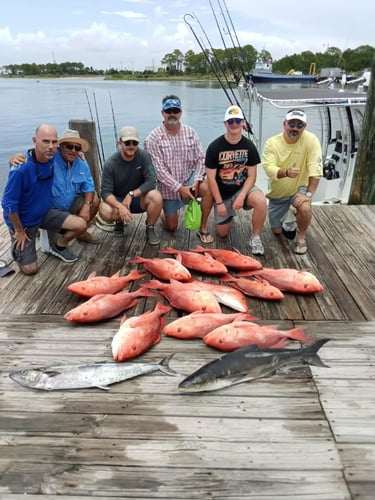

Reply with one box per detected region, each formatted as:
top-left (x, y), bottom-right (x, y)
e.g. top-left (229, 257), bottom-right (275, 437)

top-left (64, 246), bottom-right (324, 361)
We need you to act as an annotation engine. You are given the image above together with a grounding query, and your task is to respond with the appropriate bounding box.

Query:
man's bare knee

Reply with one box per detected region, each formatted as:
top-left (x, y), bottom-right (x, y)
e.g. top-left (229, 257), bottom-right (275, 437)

top-left (20, 263), bottom-right (38, 275)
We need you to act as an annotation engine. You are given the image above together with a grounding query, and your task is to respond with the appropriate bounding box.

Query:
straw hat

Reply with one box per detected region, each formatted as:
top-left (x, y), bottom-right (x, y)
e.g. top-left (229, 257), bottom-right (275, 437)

top-left (58, 129), bottom-right (90, 152)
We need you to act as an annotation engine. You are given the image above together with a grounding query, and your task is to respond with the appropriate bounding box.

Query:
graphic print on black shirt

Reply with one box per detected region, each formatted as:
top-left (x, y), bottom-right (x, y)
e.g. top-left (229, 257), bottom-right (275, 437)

top-left (205, 134), bottom-right (260, 199)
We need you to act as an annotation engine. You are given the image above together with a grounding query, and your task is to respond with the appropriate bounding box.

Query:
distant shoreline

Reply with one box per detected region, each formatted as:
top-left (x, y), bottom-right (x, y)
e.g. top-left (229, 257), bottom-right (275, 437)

top-left (0, 74), bottom-right (219, 83)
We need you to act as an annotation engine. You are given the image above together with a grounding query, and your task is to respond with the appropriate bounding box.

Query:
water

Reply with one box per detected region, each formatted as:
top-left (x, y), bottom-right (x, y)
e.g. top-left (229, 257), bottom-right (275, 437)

top-left (0, 78), bottom-right (230, 195)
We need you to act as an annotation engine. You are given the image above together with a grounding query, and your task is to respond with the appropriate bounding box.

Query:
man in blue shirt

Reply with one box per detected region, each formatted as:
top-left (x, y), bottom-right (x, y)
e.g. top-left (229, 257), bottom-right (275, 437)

top-left (2, 125), bottom-right (86, 274)
top-left (4, 126), bottom-right (94, 274)
top-left (48, 129), bottom-right (100, 245)
top-left (8, 129), bottom-right (100, 263)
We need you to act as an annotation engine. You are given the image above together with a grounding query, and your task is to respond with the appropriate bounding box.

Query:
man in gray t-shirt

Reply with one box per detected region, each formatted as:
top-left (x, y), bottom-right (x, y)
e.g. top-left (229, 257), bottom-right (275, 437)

top-left (98, 126), bottom-right (162, 245)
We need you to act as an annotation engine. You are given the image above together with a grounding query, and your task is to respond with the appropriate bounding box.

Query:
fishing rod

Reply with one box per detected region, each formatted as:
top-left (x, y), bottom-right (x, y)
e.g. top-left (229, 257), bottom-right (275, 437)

top-left (208, 0), bottom-right (241, 86)
top-left (184, 12), bottom-right (253, 136)
top-left (84, 88), bottom-right (94, 121)
top-left (92, 91), bottom-right (105, 169)
top-left (216, 0), bottom-right (251, 82)
top-left (208, 1), bottom-right (253, 135)
top-left (184, 13), bottom-right (233, 104)
top-left (188, 11), bottom-right (239, 107)
top-left (108, 90), bottom-right (118, 147)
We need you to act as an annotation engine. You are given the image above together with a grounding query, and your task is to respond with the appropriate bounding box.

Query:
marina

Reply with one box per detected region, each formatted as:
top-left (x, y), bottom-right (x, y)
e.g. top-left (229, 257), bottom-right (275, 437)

top-left (1, 202), bottom-right (374, 499)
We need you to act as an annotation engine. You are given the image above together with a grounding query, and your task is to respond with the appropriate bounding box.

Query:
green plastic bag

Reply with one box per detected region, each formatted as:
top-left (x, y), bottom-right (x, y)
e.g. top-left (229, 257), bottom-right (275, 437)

top-left (184, 199), bottom-right (202, 230)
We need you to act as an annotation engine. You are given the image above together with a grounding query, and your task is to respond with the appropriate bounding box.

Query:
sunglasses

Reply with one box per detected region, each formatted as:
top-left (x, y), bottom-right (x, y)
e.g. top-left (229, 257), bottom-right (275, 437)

top-left (64, 143), bottom-right (82, 152)
top-left (122, 140), bottom-right (139, 147)
top-left (164, 108), bottom-right (181, 114)
top-left (287, 121), bottom-right (305, 130)
top-left (226, 118), bottom-right (243, 125)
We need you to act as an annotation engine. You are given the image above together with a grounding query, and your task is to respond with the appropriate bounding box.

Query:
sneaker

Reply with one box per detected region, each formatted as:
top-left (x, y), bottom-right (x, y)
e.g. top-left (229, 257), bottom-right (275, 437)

top-left (250, 236), bottom-right (264, 256)
top-left (113, 221), bottom-right (125, 237)
top-left (50, 245), bottom-right (78, 263)
top-left (146, 224), bottom-right (160, 245)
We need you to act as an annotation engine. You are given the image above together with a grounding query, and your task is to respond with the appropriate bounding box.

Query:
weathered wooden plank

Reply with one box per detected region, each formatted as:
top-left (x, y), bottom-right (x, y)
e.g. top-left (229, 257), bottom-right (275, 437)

top-left (0, 434), bottom-right (339, 468)
top-left (327, 419), bottom-right (375, 443)
top-left (0, 413), bottom-right (334, 442)
top-left (0, 391), bottom-right (322, 419)
top-left (0, 464), bottom-right (351, 499)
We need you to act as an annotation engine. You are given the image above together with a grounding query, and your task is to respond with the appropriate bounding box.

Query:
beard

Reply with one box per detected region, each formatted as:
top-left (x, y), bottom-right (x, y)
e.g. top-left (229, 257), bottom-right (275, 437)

top-left (288, 130), bottom-right (300, 140)
top-left (167, 117), bottom-right (179, 126)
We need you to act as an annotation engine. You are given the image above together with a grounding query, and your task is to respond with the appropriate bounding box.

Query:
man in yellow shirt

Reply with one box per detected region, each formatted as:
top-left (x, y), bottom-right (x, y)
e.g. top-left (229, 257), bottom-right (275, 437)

top-left (262, 109), bottom-right (323, 255)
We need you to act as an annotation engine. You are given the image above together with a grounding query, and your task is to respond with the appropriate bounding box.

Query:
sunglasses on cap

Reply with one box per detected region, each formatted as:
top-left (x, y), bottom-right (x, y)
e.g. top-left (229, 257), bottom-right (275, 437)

top-left (226, 118), bottom-right (243, 125)
top-left (164, 108), bottom-right (181, 115)
top-left (287, 121), bottom-right (305, 130)
top-left (122, 140), bottom-right (139, 147)
top-left (64, 143), bottom-right (82, 152)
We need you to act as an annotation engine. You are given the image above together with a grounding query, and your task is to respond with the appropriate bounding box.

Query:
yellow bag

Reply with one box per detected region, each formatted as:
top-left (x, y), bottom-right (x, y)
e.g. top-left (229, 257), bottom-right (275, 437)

top-left (184, 199), bottom-right (202, 230)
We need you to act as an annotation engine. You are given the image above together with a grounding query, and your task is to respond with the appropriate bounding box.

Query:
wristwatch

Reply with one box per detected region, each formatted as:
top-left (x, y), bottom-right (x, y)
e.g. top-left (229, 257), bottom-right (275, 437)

top-left (128, 191), bottom-right (134, 197)
top-left (306, 192), bottom-right (312, 198)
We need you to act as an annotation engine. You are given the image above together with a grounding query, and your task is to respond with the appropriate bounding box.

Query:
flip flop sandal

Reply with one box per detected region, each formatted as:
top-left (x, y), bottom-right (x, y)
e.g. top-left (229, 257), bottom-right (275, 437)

top-left (196, 231), bottom-right (213, 244)
top-left (294, 241), bottom-right (307, 255)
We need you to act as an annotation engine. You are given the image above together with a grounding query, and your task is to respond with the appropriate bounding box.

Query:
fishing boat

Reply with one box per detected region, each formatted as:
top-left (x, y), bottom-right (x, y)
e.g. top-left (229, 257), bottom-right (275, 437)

top-left (238, 83), bottom-right (367, 204)
top-left (245, 59), bottom-right (317, 84)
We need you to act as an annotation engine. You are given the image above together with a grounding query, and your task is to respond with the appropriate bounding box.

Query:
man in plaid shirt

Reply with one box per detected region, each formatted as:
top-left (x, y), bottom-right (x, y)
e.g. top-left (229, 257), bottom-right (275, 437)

top-left (145, 95), bottom-right (214, 244)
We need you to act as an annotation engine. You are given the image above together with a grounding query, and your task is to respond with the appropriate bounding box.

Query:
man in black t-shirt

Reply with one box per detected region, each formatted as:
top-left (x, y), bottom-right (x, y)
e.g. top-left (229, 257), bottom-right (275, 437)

top-left (205, 105), bottom-right (267, 255)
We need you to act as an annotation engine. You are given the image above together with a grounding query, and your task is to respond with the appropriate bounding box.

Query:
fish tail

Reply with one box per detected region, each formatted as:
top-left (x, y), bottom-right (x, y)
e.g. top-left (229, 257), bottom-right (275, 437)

top-left (160, 247), bottom-right (175, 254)
top-left (287, 327), bottom-right (314, 342)
top-left (158, 354), bottom-right (178, 376)
top-left (301, 338), bottom-right (330, 367)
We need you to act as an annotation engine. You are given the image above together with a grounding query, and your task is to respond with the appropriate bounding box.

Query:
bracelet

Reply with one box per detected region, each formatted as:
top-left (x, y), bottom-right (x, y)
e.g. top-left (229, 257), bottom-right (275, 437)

top-left (215, 201), bottom-right (224, 206)
top-left (285, 168), bottom-right (289, 177)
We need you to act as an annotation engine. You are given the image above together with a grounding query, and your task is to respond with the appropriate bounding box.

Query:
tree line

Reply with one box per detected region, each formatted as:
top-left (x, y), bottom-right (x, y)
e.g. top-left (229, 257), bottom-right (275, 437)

top-left (2, 44), bottom-right (374, 78)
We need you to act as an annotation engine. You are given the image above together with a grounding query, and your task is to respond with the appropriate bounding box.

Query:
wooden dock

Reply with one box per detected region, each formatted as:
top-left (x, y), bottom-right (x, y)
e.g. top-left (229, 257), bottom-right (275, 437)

top-left (1, 204), bottom-right (374, 499)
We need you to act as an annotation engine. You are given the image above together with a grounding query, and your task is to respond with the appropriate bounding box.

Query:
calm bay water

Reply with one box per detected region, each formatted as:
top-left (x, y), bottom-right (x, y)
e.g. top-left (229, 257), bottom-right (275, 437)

top-left (0, 77), bottom-right (234, 195)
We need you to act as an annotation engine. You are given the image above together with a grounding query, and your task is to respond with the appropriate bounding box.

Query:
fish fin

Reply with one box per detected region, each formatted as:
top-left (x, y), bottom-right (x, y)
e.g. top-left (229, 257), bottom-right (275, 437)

top-left (87, 272), bottom-right (97, 279)
top-left (111, 271), bottom-right (121, 278)
top-left (306, 356), bottom-right (330, 368)
top-left (97, 385), bottom-right (111, 391)
top-left (120, 315), bottom-right (127, 325)
top-left (43, 370), bottom-right (62, 377)
top-left (232, 247), bottom-right (241, 254)
top-left (302, 338), bottom-right (330, 367)
top-left (158, 354), bottom-right (179, 376)
top-left (190, 245), bottom-right (205, 253)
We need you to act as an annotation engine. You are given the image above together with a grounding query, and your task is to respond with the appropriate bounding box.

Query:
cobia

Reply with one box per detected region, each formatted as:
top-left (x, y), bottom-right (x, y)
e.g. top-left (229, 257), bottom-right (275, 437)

top-left (179, 339), bottom-right (330, 393)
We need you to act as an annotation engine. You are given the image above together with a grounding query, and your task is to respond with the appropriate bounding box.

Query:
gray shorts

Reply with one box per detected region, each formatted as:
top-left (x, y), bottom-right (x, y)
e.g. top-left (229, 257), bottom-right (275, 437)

top-left (9, 225), bottom-right (40, 266)
top-left (214, 186), bottom-right (260, 225)
top-left (10, 208), bottom-right (70, 266)
top-left (268, 187), bottom-right (307, 228)
top-left (163, 171), bottom-right (195, 217)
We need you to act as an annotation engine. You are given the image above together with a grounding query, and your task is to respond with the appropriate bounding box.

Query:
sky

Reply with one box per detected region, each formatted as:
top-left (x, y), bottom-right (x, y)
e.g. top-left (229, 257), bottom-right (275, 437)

top-left (0, 0), bottom-right (373, 71)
